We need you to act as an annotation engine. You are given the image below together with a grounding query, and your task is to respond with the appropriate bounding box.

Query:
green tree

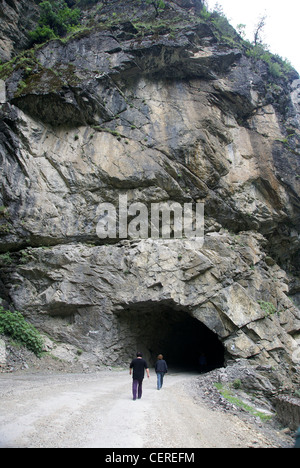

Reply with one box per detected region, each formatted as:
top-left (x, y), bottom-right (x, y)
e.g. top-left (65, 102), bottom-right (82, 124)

top-left (253, 14), bottom-right (267, 46)
top-left (29, 0), bottom-right (81, 44)
top-left (236, 23), bottom-right (246, 39)
top-left (29, 24), bottom-right (57, 43)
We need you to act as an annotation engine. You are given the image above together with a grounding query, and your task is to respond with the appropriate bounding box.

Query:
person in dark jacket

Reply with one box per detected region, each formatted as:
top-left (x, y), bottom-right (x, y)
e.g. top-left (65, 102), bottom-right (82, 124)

top-left (129, 352), bottom-right (150, 400)
top-left (155, 354), bottom-right (168, 390)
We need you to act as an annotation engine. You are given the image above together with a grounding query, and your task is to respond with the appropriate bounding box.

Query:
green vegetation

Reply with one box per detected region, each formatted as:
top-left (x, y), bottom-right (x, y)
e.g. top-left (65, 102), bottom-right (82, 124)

top-left (214, 382), bottom-right (273, 422)
top-left (199, 3), bottom-right (295, 81)
top-left (0, 307), bottom-right (44, 356)
top-left (146, 0), bottom-right (166, 17)
top-left (0, 0), bottom-right (296, 93)
top-left (0, 47), bottom-right (42, 80)
top-left (258, 300), bottom-right (279, 317)
top-left (0, 253), bottom-right (13, 265)
top-left (246, 45), bottom-right (294, 78)
top-left (29, 0), bottom-right (81, 44)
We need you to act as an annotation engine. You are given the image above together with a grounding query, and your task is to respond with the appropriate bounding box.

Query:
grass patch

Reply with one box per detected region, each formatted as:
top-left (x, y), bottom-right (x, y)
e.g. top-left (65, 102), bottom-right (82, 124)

top-left (214, 382), bottom-right (273, 422)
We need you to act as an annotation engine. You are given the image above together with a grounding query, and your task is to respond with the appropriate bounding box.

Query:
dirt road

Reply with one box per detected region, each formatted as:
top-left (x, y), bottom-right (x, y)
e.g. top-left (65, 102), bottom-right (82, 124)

top-left (0, 370), bottom-right (282, 448)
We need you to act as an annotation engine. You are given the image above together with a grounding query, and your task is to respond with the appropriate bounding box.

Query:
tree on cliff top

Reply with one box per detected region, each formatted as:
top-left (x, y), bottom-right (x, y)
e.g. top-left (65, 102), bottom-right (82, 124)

top-left (254, 14), bottom-right (267, 46)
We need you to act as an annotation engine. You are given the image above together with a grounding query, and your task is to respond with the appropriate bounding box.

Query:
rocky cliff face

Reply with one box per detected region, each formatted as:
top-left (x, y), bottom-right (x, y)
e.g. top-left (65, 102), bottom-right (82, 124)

top-left (0, 0), bottom-right (299, 386)
top-left (0, 0), bottom-right (39, 61)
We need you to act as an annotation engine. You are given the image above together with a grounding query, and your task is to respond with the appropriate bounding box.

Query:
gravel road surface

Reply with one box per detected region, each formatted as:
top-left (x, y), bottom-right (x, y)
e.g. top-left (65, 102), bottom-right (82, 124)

top-left (0, 370), bottom-right (285, 448)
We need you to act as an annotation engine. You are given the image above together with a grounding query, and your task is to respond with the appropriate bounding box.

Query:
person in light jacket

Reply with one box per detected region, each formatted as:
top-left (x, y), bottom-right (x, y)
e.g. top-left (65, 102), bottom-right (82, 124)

top-left (155, 354), bottom-right (168, 390)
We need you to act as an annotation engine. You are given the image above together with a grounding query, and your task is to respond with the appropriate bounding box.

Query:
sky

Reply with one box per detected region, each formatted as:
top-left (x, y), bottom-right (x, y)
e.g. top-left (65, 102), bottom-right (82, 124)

top-left (205, 0), bottom-right (300, 74)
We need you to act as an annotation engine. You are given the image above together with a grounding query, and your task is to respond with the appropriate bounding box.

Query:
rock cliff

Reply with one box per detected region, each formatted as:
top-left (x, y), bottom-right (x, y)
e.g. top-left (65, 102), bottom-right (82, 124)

top-left (0, 0), bottom-right (299, 388)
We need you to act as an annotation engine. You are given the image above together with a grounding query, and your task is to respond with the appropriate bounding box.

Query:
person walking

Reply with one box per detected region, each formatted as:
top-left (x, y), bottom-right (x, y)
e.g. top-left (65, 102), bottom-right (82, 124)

top-left (129, 352), bottom-right (150, 400)
top-left (155, 354), bottom-right (168, 390)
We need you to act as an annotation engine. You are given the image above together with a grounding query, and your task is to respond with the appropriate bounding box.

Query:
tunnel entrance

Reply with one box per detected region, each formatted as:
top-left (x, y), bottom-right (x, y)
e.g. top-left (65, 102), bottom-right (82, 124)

top-left (116, 304), bottom-right (225, 372)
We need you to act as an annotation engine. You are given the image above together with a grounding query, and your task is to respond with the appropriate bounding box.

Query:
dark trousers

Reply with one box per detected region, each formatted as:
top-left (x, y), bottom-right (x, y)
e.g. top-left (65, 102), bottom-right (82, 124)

top-left (132, 379), bottom-right (143, 400)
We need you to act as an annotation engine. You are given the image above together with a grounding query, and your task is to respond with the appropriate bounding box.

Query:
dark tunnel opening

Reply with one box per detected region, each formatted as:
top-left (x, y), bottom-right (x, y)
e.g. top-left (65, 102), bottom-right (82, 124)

top-left (116, 304), bottom-right (225, 372)
top-left (161, 313), bottom-right (225, 371)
